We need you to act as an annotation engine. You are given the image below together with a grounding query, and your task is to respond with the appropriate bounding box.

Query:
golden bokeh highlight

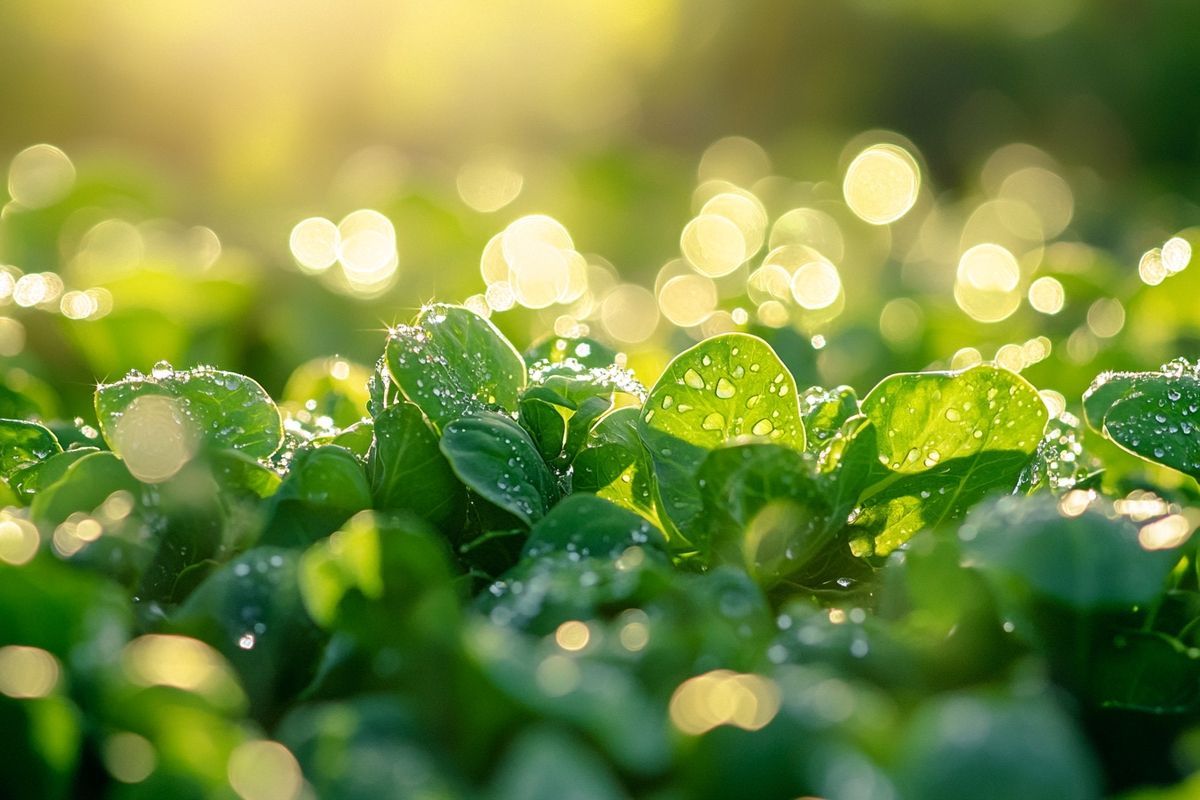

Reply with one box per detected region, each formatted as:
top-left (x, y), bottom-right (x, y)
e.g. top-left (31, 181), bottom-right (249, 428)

top-left (111, 394), bottom-right (198, 483)
top-left (790, 259), bottom-right (842, 310)
top-left (668, 670), bottom-right (781, 736)
top-left (228, 740), bottom-right (305, 800)
top-left (680, 213), bottom-right (747, 277)
top-left (0, 513), bottom-right (40, 566)
top-left (0, 645), bottom-right (60, 699)
top-left (658, 273), bottom-right (718, 327)
top-left (8, 143), bottom-right (76, 209)
top-left (456, 153), bottom-right (524, 213)
top-left (843, 143), bottom-right (920, 225)
top-left (1086, 297), bottom-right (1125, 338)
top-left (954, 243), bottom-right (1022, 323)
top-left (554, 620), bottom-right (591, 652)
top-left (601, 283), bottom-right (658, 343)
top-left (1028, 276), bottom-right (1065, 314)
top-left (1138, 514), bottom-right (1192, 551)
top-left (289, 217), bottom-right (340, 273)
top-left (103, 732), bottom-right (157, 784)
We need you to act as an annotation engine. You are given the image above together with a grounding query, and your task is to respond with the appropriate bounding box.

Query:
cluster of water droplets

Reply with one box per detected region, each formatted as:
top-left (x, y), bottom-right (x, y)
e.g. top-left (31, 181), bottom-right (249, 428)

top-left (527, 357), bottom-right (646, 402)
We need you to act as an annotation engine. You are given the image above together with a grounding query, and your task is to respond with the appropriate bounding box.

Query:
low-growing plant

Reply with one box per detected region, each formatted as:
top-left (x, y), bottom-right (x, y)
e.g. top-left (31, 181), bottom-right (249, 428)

top-left (1, 303), bottom-right (1198, 799)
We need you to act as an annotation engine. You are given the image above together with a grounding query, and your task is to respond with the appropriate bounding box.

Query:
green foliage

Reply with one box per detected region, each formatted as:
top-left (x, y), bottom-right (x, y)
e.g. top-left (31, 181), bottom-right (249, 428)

top-left (4, 305), bottom-right (1200, 799)
top-left (851, 365), bottom-right (1047, 556)
top-left (1084, 358), bottom-right (1200, 480)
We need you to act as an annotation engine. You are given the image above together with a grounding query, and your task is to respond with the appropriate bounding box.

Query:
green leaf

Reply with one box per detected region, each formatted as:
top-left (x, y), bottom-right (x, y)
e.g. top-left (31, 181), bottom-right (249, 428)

top-left (518, 388), bottom-right (571, 464)
top-left (639, 333), bottom-right (805, 546)
top-left (278, 698), bottom-right (460, 800)
top-left (440, 411), bottom-right (558, 526)
top-left (260, 445), bottom-right (372, 548)
top-left (368, 402), bottom-right (465, 533)
top-left (385, 304), bottom-right (526, 430)
top-left (95, 364), bottom-right (283, 460)
top-left (1088, 631), bottom-right (1200, 714)
top-left (957, 494), bottom-right (1183, 611)
top-left (0, 419), bottom-right (61, 479)
top-left (1083, 358), bottom-right (1200, 480)
top-left (697, 443), bottom-right (832, 579)
top-left (489, 726), bottom-right (629, 800)
top-left (850, 365), bottom-right (1047, 556)
top-left (571, 407), bottom-right (657, 521)
top-left (894, 692), bottom-right (1100, 800)
top-left (298, 511), bottom-right (459, 648)
top-left (169, 547), bottom-right (325, 722)
top-left (521, 493), bottom-right (665, 561)
top-left (9, 447), bottom-right (98, 504)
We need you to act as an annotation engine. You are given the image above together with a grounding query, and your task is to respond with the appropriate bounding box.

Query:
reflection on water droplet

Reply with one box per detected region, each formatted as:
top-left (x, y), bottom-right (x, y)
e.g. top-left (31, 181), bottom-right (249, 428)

top-left (752, 419), bottom-right (774, 436)
top-left (683, 368), bottom-right (705, 389)
top-left (715, 377), bottom-right (736, 399)
top-left (662, 395), bottom-right (674, 409)
top-left (701, 412), bottom-right (725, 431)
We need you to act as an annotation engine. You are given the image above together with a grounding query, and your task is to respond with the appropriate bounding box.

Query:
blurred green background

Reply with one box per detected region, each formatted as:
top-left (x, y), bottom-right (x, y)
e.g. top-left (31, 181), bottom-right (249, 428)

top-left (2, 0), bottom-right (1200, 420)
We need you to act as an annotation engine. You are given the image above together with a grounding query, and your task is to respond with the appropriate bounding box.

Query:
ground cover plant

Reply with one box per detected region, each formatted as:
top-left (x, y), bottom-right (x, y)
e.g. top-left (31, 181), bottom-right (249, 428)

top-left (3, 298), bottom-right (1200, 800)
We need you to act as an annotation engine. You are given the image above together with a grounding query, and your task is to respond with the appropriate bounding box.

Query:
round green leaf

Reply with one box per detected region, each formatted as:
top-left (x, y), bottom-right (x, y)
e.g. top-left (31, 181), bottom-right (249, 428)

top-left (95, 365), bottom-right (283, 459)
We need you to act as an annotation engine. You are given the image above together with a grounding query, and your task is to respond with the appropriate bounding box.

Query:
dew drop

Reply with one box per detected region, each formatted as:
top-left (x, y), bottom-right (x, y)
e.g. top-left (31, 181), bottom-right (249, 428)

top-left (715, 377), bottom-right (736, 399)
top-left (683, 368), bottom-right (705, 389)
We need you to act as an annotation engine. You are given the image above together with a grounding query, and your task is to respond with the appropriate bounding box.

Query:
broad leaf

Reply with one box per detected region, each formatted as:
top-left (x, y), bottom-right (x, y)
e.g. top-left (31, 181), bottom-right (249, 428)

top-left (260, 445), bottom-right (372, 548)
top-left (521, 493), bottom-right (665, 561)
top-left (639, 333), bottom-right (805, 546)
top-left (850, 365), bottom-right (1046, 556)
top-left (1083, 358), bottom-right (1200, 480)
top-left (368, 402), bottom-right (465, 533)
top-left (571, 407), bottom-right (657, 521)
top-left (95, 364), bottom-right (283, 459)
top-left (385, 304), bottom-right (526, 430)
top-left (440, 410), bottom-right (558, 526)
top-left (0, 419), bottom-right (61, 479)
top-left (895, 692), bottom-right (1100, 800)
top-left (958, 494), bottom-right (1183, 610)
top-left (697, 443), bottom-right (832, 579)
top-left (169, 547), bottom-right (325, 721)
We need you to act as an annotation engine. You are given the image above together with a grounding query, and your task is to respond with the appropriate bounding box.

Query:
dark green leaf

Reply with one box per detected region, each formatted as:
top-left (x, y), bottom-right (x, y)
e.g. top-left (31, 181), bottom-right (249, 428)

top-left (1084, 358), bottom-right (1200, 480)
top-left (571, 407), bottom-right (657, 521)
top-left (440, 411), bottom-right (558, 526)
top-left (368, 402), bottom-right (465, 533)
top-left (958, 494), bottom-right (1182, 611)
top-left (170, 547), bottom-right (325, 722)
top-left (385, 304), bottom-right (526, 430)
top-left (260, 445), bottom-right (372, 548)
top-left (521, 493), bottom-right (665, 561)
